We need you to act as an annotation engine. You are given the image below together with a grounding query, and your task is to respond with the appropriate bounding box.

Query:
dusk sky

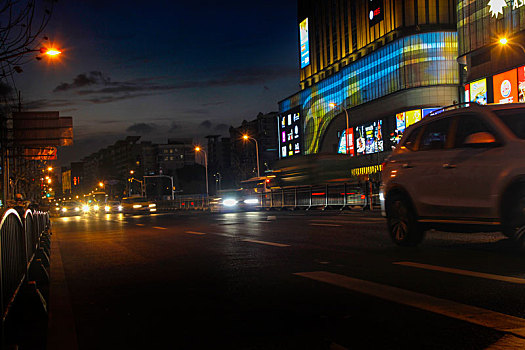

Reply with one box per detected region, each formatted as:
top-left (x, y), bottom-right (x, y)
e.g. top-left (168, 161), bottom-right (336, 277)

top-left (15, 1), bottom-right (299, 165)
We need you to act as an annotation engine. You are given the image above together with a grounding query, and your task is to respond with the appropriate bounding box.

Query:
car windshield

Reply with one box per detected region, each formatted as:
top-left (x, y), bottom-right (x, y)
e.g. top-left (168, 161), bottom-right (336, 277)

top-left (494, 109), bottom-right (525, 139)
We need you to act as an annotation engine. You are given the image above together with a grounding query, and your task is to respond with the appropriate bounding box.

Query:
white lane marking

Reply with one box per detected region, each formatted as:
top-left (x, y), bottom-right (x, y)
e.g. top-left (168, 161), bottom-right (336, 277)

top-left (242, 239), bottom-right (290, 247)
top-left (48, 237), bottom-right (79, 349)
top-left (136, 224), bottom-right (144, 226)
top-left (186, 231), bottom-right (207, 235)
top-left (394, 261), bottom-right (525, 285)
top-left (295, 271), bottom-right (525, 338)
top-left (309, 223), bottom-right (342, 227)
top-left (153, 226), bottom-right (167, 230)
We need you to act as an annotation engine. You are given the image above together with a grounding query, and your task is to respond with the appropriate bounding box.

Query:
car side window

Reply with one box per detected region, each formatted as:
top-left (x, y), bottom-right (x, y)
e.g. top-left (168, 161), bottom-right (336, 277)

top-left (402, 126), bottom-right (423, 151)
top-left (419, 118), bottom-right (451, 151)
top-left (454, 115), bottom-right (495, 148)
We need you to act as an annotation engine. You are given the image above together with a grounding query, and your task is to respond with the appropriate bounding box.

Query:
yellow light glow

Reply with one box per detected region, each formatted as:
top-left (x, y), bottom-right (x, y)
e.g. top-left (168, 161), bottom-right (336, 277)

top-left (243, 135), bottom-right (249, 140)
top-left (329, 102), bottom-right (337, 108)
top-left (195, 146), bottom-right (201, 152)
top-left (47, 167), bottom-right (53, 171)
top-left (45, 48), bottom-right (61, 56)
top-left (99, 182), bottom-right (104, 187)
top-left (500, 38), bottom-right (508, 45)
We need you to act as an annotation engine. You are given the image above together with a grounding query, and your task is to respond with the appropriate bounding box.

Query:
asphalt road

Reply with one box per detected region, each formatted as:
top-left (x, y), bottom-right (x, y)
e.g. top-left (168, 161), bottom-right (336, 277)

top-left (46, 210), bottom-right (525, 349)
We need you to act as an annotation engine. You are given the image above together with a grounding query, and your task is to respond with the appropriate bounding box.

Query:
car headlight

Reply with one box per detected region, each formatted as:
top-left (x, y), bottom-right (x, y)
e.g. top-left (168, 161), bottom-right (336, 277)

top-left (105, 206), bottom-right (110, 212)
top-left (55, 207), bottom-right (60, 211)
top-left (118, 205), bottom-right (123, 211)
top-left (75, 207), bottom-right (80, 211)
top-left (149, 203), bottom-right (156, 208)
top-left (244, 198), bottom-right (258, 204)
top-left (82, 205), bottom-right (90, 212)
top-left (93, 205), bottom-right (100, 211)
top-left (223, 198), bottom-right (237, 207)
top-left (133, 204), bottom-right (142, 209)
top-left (61, 207), bottom-right (67, 212)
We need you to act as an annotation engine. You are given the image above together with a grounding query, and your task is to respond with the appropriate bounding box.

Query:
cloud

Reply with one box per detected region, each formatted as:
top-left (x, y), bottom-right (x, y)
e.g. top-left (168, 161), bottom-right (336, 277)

top-left (50, 64), bottom-right (297, 105)
top-left (214, 123), bottom-right (229, 131)
top-left (54, 71), bottom-right (110, 92)
top-left (126, 123), bottom-right (156, 134)
top-left (169, 122), bottom-right (180, 132)
top-left (199, 120), bottom-right (212, 128)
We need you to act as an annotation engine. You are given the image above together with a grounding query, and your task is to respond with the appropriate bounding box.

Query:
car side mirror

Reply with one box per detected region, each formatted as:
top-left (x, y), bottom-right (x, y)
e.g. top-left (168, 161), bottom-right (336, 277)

top-left (464, 132), bottom-right (497, 146)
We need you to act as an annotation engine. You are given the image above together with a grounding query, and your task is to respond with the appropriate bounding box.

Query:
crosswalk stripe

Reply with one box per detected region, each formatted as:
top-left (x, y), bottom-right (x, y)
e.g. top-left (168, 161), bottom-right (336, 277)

top-left (295, 271), bottom-right (525, 338)
top-left (394, 261), bottom-right (525, 285)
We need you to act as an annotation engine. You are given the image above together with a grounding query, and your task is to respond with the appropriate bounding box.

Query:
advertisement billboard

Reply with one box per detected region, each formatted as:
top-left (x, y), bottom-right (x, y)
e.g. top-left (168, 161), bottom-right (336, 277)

top-left (337, 128), bottom-right (355, 156)
top-left (470, 78), bottom-right (487, 105)
top-left (405, 109), bottom-right (422, 127)
top-left (493, 68), bottom-right (518, 104)
top-left (299, 18), bottom-right (310, 69)
top-left (355, 120), bottom-right (383, 156)
top-left (518, 66), bottom-right (525, 102)
top-left (369, 0), bottom-right (384, 26)
top-left (278, 108), bottom-right (302, 158)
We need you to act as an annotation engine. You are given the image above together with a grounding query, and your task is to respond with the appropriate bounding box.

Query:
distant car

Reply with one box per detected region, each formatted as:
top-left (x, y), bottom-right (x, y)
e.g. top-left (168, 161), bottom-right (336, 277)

top-left (104, 200), bottom-right (123, 213)
top-left (120, 197), bottom-right (156, 213)
top-left (58, 200), bottom-right (85, 216)
top-left (380, 103), bottom-right (525, 247)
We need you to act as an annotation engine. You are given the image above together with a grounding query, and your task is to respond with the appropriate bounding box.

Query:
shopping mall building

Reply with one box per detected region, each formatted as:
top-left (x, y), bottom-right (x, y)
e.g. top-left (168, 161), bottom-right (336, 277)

top-left (277, 0), bottom-right (460, 183)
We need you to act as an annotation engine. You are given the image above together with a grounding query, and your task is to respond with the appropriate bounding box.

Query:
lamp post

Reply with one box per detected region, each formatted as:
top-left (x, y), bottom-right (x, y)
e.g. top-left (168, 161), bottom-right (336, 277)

top-left (195, 146), bottom-right (208, 198)
top-left (242, 134), bottom-right (260, 178)
top-left (329, 102), bottom-right (350, 154)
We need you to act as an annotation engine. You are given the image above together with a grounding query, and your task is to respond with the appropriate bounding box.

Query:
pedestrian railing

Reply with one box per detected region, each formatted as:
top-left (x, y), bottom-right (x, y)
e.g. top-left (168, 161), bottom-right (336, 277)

top-left (154, 182), bottom-right (381, 212)
top-left (1, 208), bottom-right (50, 321)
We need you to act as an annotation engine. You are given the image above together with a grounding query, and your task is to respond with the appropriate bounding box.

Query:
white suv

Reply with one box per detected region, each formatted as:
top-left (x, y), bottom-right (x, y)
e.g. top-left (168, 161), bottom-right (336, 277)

top-left (380, 103), bottom-right (525, 247)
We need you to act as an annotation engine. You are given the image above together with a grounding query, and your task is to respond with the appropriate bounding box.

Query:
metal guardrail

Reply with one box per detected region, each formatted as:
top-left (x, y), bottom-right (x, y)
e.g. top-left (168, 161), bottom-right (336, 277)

top-left (156, 183), bottom-right (381, 211)
top-left (0, 208), bottom-right (50, 321)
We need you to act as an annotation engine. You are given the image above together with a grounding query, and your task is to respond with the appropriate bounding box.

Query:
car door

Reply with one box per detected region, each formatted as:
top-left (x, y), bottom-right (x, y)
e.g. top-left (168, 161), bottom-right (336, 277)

top-left (438, 114), bottom-right (504, 220)
top-left (391, 118), bottom-right (454, 218)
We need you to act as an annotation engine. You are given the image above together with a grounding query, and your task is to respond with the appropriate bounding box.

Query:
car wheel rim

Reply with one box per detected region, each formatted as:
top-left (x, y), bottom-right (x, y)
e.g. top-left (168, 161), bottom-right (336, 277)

top-left (391, 201), bottom-right (408, 242)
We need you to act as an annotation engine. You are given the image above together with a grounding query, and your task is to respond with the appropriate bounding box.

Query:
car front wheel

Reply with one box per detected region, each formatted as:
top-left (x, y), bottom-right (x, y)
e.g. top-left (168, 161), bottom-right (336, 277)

top-left (502, 188), bottom-right (525, 248)
top-left (386, 193), bottom-right (425, 247)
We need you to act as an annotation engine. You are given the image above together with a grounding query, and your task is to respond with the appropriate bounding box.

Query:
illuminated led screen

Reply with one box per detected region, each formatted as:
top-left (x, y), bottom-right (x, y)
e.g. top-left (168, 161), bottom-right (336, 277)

top-left (299, 18), bottom-right (310, 69)
top-left (369, 0), bottom-right (384, 26)
top-left (355, 120), bottom-right (383, 156)
top-left (390, 108), bottom-right (441, 145)
top-left (279, 32), bottom-right (458, 155)
top-left (465, 66), bottom-right (525, 105)
top-left (278, 108), bottom-right (302, 158)
top-left (337, 128), bottom-right (355, 156)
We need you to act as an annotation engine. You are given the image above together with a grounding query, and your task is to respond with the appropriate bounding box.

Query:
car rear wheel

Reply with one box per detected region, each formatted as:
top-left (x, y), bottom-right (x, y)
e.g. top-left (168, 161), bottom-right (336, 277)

top-left (386, 193), bottom-right (425, 247)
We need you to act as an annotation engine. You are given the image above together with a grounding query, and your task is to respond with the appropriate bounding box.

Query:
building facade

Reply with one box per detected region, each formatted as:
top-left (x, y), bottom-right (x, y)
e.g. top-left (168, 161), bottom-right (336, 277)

top-left (458, 0), bottom-right (525, 105)
top-left (278, 0), bottom-right (460, 181)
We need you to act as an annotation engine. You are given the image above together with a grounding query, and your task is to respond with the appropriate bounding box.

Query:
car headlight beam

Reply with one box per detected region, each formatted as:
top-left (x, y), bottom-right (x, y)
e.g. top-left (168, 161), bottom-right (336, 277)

top-left (223, 198), bottom-right (238, 207)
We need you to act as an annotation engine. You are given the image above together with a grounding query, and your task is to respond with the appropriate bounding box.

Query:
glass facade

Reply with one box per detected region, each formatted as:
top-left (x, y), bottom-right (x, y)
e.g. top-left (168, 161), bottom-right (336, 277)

top-left (280, 32), bottom-right (459, 155)
top-left (458, 0), bottom-right (525, 56)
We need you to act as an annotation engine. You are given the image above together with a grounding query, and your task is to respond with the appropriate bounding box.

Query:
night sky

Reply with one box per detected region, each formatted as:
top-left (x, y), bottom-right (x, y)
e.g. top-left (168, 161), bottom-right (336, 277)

top-left (15, 1), bottom-right (299, 165)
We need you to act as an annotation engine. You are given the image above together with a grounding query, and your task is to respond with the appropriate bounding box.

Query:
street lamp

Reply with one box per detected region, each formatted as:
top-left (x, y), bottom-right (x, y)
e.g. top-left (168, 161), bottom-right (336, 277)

top-left (498, 36), bottom-right (525, 53)
top-left (329, 102), bottom-right (350, 154)
top-left (195, 146), bottom-right (208, 198)
top-left (242, 134), bottom-right (260, 178)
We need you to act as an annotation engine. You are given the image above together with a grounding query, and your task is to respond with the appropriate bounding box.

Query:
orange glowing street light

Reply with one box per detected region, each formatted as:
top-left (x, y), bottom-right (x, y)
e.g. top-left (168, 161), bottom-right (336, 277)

top-left (242, 134), bottom-right (260, 178)
top-left (0, 46), bottom-right (62, 62)
top-left (47, 167), bottom-right (53, 171)
top-left (98, 182), bottom-right (104, 188)
top-left (194, 146), bottom-right (208, 197)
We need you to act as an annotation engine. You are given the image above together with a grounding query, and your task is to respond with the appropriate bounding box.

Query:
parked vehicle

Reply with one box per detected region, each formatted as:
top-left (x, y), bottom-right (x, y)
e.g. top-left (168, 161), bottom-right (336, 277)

top-left (120, 197), bottom-right (156, 213)
top-left (380, 103), bottom-right (525, 247)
